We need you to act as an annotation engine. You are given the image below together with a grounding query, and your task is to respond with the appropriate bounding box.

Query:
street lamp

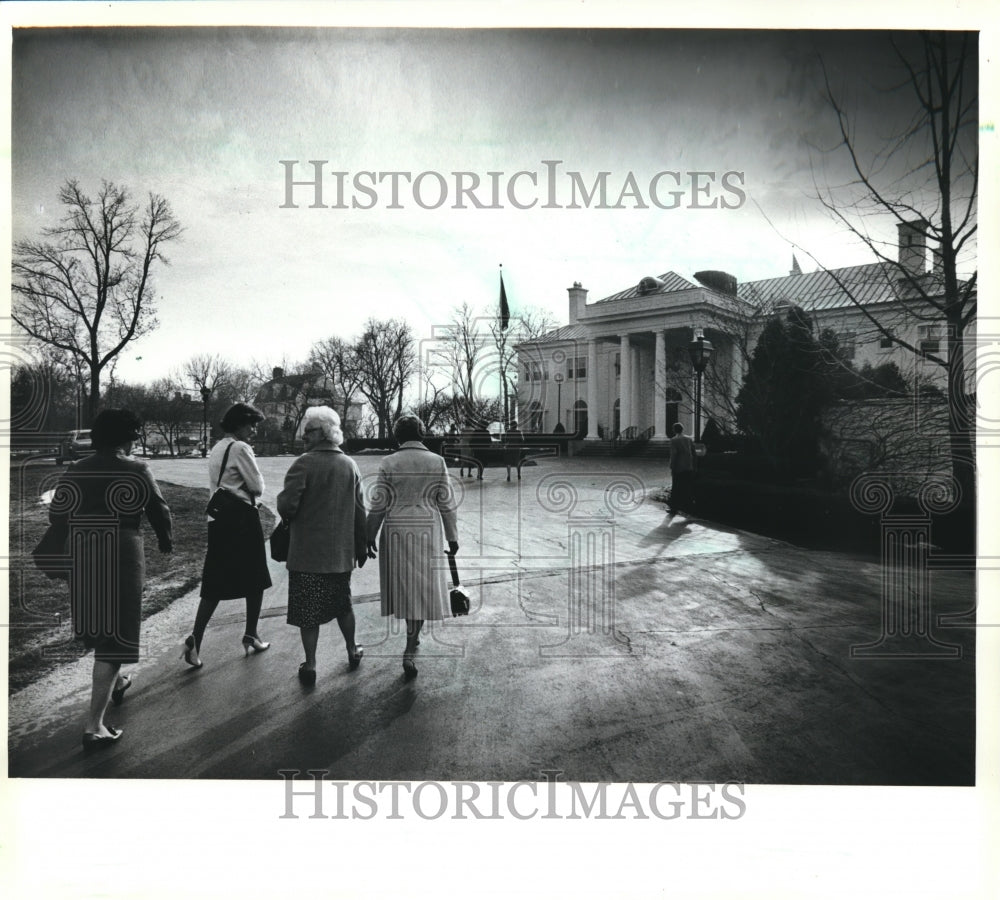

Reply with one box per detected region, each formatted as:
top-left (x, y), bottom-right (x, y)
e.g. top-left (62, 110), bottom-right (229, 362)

top-left (553, 372), bottom-right (564, 431)
top-left (687, 329), bottom-right (714, 443)
top-left (199, 385), bottom-right (212, 457)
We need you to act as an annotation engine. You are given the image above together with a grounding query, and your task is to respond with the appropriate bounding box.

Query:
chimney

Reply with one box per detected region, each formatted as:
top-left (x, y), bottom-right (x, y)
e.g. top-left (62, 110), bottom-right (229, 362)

top-left (931, 241), bottom-right (945, 277)
top-left (272, 367), bottom-right (284, 380)
top-left (567, 281), bottom-right (588, 324)
top-left (897, 220), bottom-right (927, 277)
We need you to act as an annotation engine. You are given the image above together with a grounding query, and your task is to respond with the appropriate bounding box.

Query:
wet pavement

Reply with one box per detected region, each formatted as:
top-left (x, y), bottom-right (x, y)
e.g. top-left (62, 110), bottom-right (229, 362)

top-left (6, 453), bottom-right (977, 783)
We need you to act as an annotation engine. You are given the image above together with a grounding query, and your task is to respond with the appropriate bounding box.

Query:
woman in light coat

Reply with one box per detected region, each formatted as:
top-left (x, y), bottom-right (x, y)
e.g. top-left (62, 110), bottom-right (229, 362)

top-left (277, 407), bottom-right (368, 686)
top-left (367, 415), bottom-right (459, 680)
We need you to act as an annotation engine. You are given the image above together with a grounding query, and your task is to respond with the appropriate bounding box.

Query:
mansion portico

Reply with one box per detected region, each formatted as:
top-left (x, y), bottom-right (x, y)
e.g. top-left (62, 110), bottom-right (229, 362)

top-left (514, 222), bottom-right (965, 442)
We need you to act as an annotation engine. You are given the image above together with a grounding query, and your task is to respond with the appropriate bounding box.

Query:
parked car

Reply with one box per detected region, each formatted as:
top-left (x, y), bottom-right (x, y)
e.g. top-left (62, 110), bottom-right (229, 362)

top-left (56, 429), bottom-right (93, 464)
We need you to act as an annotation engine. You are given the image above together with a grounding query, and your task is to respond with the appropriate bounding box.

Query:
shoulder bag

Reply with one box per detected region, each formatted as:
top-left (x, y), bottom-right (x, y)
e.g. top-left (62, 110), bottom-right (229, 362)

top-left (269, 520), bottom-right (290, 562)
top-left (205, 441), bottom-right (253, 522)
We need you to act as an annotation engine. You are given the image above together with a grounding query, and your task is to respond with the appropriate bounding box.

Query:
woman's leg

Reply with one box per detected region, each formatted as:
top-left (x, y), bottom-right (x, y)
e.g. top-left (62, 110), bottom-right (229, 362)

top-left (244, 591), bottom-right (264, 638)
top-left (336, 609), bottom-right (357, 654)
top-left (85, 660), bottom-right (120, 735)
top-left (191, 595), bottom-right (221, 649)
top-left (299, 626), bottom-right (320, 671)
top-left (405, 619), bottom-right (423, 650)
top-left (403, 619), bottom-right (423, 678)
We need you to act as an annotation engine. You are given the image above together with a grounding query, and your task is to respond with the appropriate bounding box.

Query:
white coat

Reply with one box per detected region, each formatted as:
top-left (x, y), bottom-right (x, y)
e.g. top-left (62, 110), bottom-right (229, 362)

top-left (366, 442), bottom-right (459, 620)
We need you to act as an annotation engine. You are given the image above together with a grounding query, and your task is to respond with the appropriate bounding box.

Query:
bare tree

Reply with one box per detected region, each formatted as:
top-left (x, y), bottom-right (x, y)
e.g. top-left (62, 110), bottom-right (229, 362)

top-left (11, 179), bottom-right (182, 419)
top-left (309, 336), bottom-right (365, 435)
top-left (439, 302), bottom-right (486, 409)
top-left (143, 378), bottom-right (197, 457)
top-left (812, 31), bottom-right (977, 501)
top-left (183, 353), bottom-right (232, 394)
top-left (355, 318), bottom-right (416, 439)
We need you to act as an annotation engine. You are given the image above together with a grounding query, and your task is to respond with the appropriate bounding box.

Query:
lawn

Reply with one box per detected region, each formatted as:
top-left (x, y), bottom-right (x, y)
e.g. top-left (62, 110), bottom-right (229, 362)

top-left (7, 460), bottom-right (275, 693)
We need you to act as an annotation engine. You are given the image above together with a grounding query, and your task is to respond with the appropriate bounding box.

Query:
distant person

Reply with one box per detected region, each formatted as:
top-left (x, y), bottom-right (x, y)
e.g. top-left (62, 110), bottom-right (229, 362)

top-left (504, 421), bottom-right (524, 481)
top-left (668, 422), bottom-right (696, 517)
top-left (183, 402), bottom-right (272, 668)
top-left (457, 421), bottom-right (473, 478)
top-left (366, 415), bottom-right (459, 681)
top-left (48, 409), bottom-right (173, 750)
top-left (277, 406), bottom-right (368, 686)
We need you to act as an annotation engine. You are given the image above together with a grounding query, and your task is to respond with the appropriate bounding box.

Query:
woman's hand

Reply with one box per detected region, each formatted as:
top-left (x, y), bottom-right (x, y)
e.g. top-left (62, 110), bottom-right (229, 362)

top-left (366, 540), bottom-right (378, 559)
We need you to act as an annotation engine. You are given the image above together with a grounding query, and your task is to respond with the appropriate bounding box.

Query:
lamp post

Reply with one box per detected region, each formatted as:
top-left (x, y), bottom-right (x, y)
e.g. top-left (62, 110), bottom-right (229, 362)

top-left (199, 385), bottom-right (212, 457)
top-left (553, 372), bottom-right (564, 431)
top-left (687, 330), bottom-right (714, 443)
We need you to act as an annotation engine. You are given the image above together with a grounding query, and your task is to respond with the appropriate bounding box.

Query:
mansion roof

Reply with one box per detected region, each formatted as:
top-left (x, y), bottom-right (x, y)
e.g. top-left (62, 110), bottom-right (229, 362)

top-left (524, 261), bottom-right (956, 346)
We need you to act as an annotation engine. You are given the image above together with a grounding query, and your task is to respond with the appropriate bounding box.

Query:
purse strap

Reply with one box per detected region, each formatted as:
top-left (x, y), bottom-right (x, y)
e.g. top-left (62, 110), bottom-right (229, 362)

top-left (216, 441), bottom-right (235, 488)
top-left (215, 440), bottom-right (257, 508)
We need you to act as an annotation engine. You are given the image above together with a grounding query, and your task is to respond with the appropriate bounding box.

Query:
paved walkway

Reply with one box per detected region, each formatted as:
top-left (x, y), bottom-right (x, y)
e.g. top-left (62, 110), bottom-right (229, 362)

top-left (7, 454), bottom-right (976, 783)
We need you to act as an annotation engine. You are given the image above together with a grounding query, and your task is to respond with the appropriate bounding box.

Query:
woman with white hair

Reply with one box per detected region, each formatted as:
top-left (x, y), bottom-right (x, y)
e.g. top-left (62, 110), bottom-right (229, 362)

top-left (277, 406), bottom-right (369, 686)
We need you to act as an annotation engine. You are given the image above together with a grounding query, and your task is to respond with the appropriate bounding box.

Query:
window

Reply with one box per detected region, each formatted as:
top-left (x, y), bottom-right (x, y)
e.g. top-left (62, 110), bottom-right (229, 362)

top-left (918, 324), bottom-right (942, 359)
top-left (523, 364), bottom-right (533, 382)
top-left (879, 331), bottom-right (895, 350)
top-left (530, 362), bottom-right (543, 382)
top-left (566, 356), bottom-right (586, 379)
top-left (614, 352), bottom-right (621, 377)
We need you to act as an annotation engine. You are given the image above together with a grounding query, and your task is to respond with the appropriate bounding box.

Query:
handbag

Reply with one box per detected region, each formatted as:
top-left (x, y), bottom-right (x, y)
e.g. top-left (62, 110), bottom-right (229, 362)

top-left (205, 441), bottom-right (254, 522)
top-left (32, 522), bottom-right (70, 581)
top-left (269, 520), bottom-right (290, 562)
top-left (447, 552), bottom-right (471, 617)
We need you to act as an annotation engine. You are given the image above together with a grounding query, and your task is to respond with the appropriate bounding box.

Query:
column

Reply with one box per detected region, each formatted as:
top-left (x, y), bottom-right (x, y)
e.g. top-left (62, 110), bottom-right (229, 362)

top-left (586, 339), bottom-right (599, 440)
top-left (631, 343), bottom-right (641, 431)
top-left (652, 330), bottom-right (667, 441)
top-left (619, 334), bottom-right (631, 432)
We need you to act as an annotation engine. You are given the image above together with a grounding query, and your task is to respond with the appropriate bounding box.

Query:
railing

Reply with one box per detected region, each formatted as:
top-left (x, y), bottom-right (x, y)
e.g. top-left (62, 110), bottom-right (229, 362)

top-left (612, 426), bottom-right (638, 452)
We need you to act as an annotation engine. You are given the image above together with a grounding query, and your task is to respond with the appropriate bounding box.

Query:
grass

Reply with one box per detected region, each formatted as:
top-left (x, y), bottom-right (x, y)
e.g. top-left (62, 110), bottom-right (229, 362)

top-left (7, 461), bottom-right (275, 694)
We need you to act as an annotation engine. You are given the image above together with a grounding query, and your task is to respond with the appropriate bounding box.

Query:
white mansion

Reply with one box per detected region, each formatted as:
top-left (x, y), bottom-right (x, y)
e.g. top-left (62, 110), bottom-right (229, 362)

top-left (514, 222), bottom-right (964, 443)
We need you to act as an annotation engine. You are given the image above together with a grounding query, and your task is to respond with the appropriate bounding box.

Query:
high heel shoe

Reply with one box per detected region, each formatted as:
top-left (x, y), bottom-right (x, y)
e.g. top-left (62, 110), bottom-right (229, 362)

top-left (242, 634), bottom-right (271, 657)
top-left (181, 635), bottom-right (203, 669)
top-left (348, 645), bottom-right (364, 671)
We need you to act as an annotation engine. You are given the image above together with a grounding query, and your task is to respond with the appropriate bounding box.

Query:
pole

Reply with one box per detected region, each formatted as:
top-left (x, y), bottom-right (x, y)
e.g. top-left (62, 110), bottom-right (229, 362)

top-left (694, 369), bottom-right (703, 443)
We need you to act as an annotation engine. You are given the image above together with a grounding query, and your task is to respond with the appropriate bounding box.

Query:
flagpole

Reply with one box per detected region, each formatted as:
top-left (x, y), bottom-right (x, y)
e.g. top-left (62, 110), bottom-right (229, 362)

top-left (499, 263), bottom-right (510, 426)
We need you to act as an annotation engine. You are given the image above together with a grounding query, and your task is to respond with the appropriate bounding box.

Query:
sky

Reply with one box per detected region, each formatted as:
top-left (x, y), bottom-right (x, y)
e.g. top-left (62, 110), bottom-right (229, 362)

top-left (8, 20), bottom-right (985, 389)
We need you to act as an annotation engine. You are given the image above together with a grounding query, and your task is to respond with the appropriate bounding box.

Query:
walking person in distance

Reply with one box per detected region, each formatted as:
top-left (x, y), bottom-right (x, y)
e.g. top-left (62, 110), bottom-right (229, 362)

top-left (668, 421), bottom-right (697, 517)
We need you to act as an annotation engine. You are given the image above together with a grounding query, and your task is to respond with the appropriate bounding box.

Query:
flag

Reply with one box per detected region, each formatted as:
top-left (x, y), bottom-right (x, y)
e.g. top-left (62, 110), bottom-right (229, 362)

top-left (499, 271), bottom-right (510, 331)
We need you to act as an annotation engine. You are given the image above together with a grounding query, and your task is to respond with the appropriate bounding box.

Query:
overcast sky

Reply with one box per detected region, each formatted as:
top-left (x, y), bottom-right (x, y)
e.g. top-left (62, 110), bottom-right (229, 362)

top-left (9, 26), bottom-right (983, 387)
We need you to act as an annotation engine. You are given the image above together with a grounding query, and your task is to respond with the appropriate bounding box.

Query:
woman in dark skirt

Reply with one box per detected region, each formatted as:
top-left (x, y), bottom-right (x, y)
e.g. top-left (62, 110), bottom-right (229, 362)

top-left (49, 409), bottom-right (173, 750)
top-left (182, 402), bottom-right (272, 668)
top-left (277, 406), bottom-right (368, 686)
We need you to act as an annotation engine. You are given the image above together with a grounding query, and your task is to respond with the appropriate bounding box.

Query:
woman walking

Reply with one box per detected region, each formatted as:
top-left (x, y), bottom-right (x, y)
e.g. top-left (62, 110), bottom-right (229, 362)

top-left (182, 402), bottom-right (272, 668)
top-left (366, 415), bottom-right (459, 680)
top-left (277, 407), bottom-right (368, 686)
top-left (49, 409), bottom-right (173, 750)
